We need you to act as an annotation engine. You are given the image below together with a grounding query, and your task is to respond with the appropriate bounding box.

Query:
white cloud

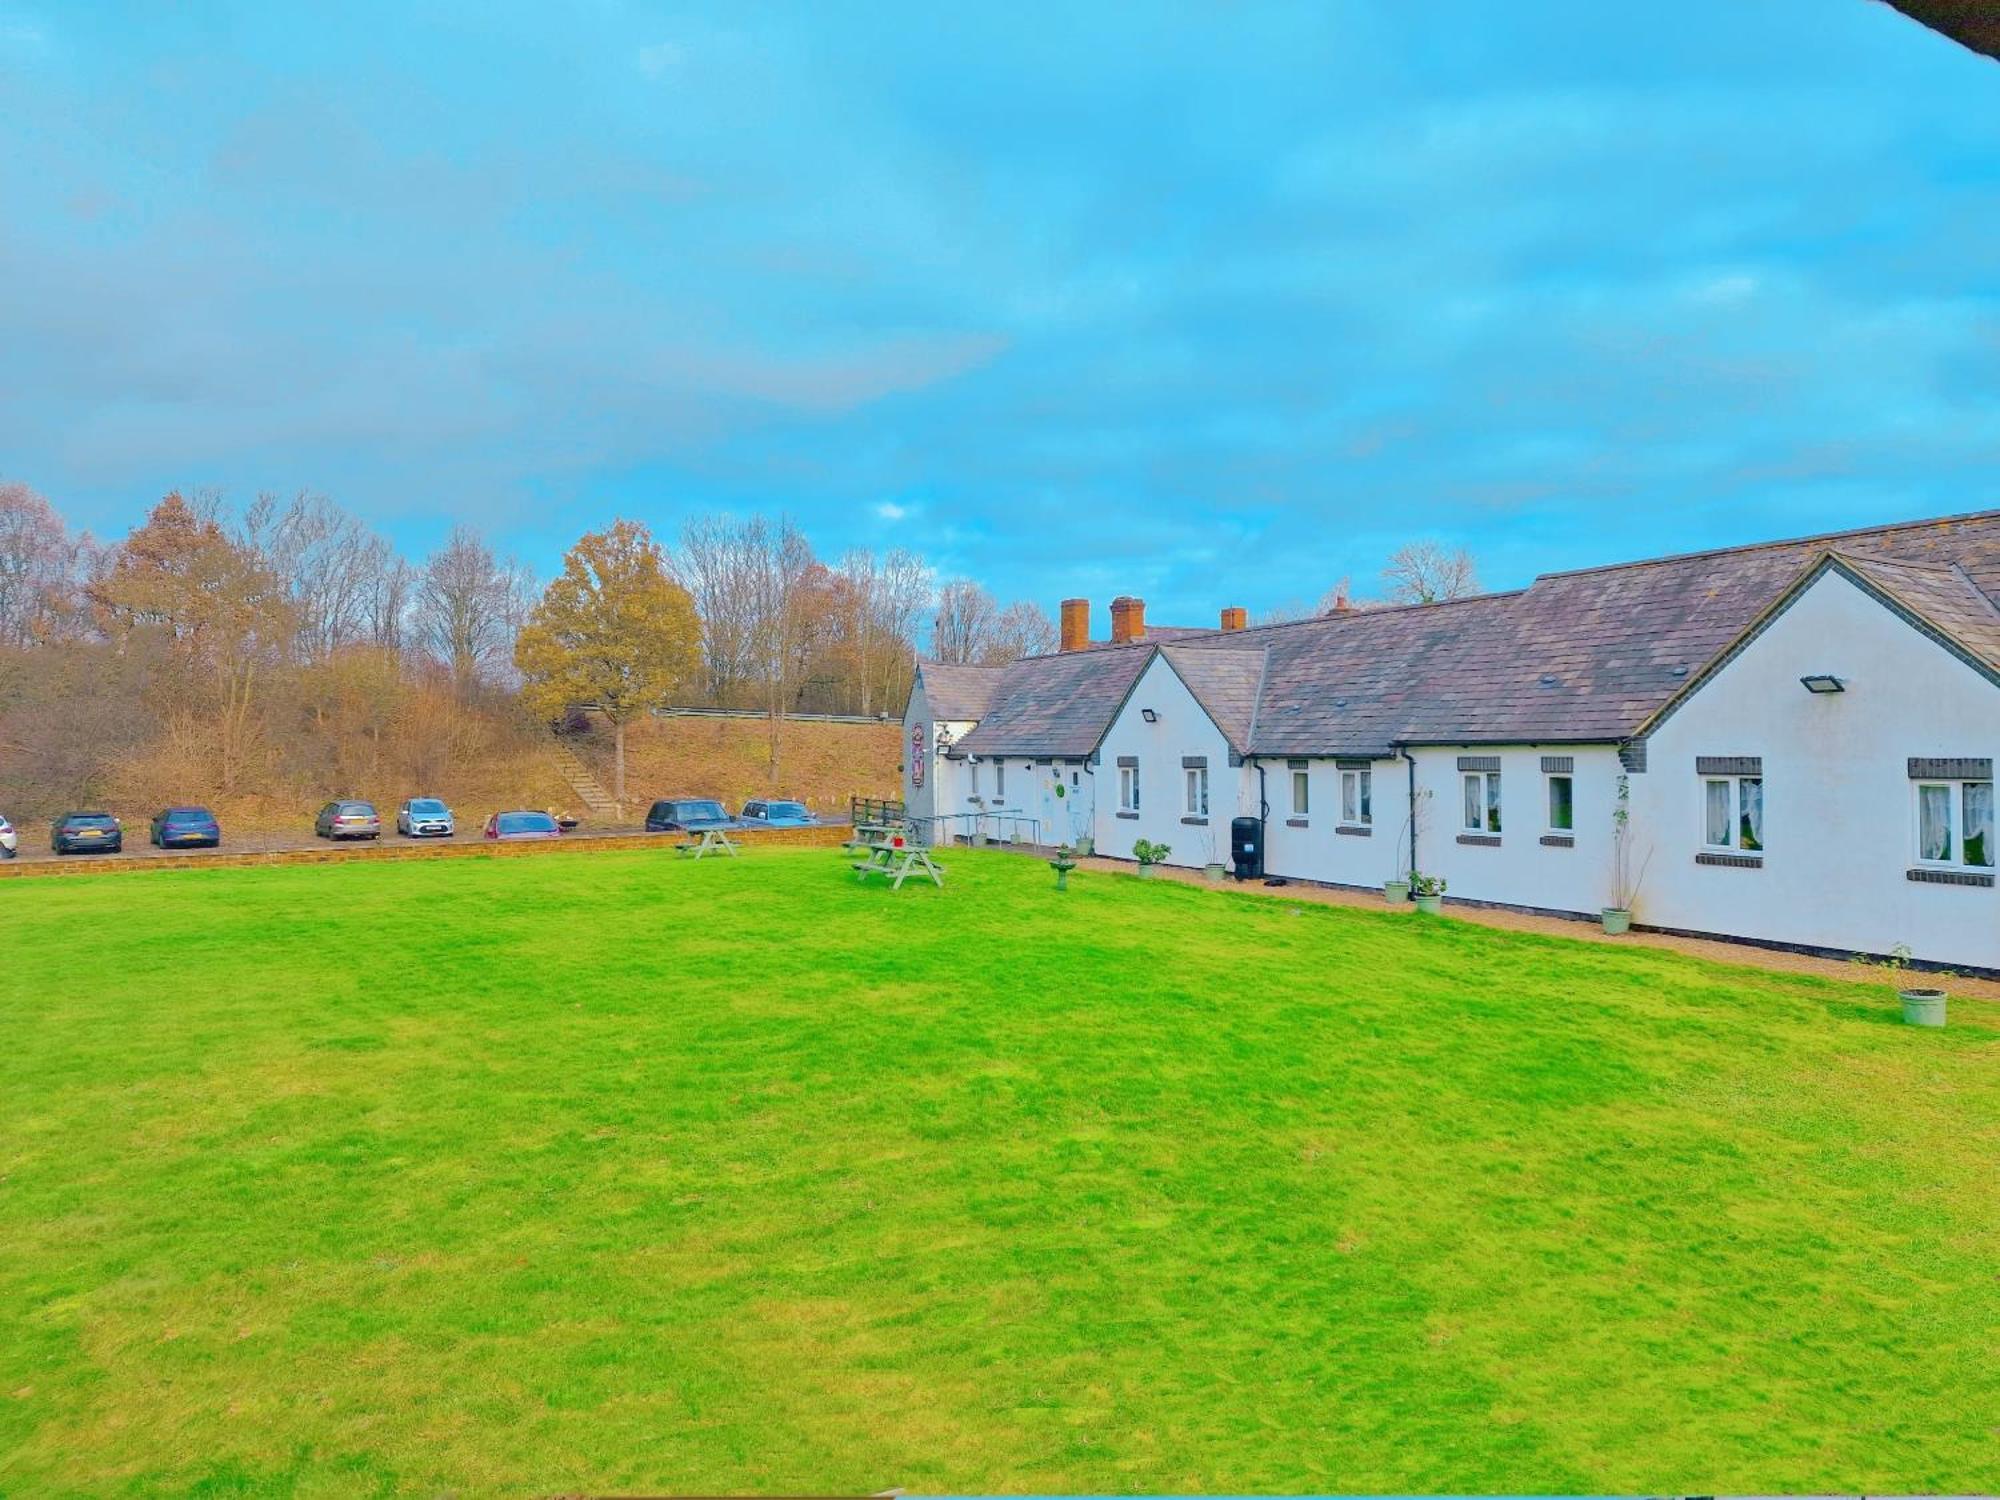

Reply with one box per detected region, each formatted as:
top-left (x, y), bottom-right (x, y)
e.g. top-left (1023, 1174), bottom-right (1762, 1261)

top-left (636, 41), bottom-right (684, 78)
top-left (874, 501), bottom-right (909, 521)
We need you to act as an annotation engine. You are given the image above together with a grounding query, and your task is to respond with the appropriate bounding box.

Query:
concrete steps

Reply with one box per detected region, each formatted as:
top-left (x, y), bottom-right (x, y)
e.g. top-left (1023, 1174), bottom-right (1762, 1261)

top-left (549, 736), bottom-right (623, 820)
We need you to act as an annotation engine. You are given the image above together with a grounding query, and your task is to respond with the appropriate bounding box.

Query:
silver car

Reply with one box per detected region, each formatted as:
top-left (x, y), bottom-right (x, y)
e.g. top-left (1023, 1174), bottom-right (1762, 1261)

top-left (397, 797), bottom-right (455, 838)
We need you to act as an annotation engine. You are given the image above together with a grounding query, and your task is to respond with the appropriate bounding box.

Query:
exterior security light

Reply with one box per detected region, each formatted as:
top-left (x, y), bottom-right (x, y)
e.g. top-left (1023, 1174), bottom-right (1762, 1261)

top-left (1800, 674), bottom-right (1846, 694)
top-left (1141, 708), bottom-right (1158, 722)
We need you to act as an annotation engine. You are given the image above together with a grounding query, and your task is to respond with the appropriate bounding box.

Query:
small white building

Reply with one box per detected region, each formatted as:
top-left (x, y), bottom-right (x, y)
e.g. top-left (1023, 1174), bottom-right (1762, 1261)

top-left (903, 513), bottom-right (2000, 972)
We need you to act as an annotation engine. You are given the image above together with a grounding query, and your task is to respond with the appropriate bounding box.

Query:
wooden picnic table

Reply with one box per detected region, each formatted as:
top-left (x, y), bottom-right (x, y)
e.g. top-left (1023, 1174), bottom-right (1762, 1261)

top-left (674, 827), bottom-right (741, 859)
top-left (842, 822), bottom-right (945, 889)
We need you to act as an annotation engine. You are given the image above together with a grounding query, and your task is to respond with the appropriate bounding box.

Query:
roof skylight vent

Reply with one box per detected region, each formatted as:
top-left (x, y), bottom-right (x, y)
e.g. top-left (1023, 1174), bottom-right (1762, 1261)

top-left (1538, 673), bottom-right (1559, 687)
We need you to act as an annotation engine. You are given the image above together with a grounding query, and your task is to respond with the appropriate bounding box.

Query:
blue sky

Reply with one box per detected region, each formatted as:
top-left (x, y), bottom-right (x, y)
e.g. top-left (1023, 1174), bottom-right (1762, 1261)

top-left (1, 2), bottom-right (1994, 623)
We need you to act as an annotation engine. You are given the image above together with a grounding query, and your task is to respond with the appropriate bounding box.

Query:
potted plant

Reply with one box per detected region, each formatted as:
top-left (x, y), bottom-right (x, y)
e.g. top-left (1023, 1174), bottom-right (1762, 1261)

top-left (1387, 786), bottom-right (1429, 903)
top-left (1603, 773), bottom-right (1652, 936)
top-left (1132, 838), bottom-right (1171, 878)
top-left (1049, 844), bottom-right (1079, 891)
top-left (1199, 822), bottom-right (1225, 882)
top-left (967, 793), bottom-right (988, 847)
top-left (1409, 871), bottom-right (1446, 914)
top-left (1861, 943), bottom-right (1948, 1028)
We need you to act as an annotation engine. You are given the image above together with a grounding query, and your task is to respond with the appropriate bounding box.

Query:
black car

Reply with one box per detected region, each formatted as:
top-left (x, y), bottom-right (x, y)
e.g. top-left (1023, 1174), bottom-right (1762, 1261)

top-left (643, 797), bottom-right (740, 833)
top-left (52, 812), bottom-right (123, 855)
top-left (150, 806), bottom-right (221, 848)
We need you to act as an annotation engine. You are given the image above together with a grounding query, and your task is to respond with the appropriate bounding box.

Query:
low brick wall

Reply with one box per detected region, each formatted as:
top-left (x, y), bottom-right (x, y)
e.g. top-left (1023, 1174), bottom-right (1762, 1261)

top-left (0, 823), bottom-right (848, 880)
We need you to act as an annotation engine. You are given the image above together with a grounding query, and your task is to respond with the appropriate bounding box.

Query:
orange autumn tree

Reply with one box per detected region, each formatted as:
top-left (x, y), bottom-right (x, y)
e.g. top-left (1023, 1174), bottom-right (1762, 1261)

top-left (514, 520), bottom-right (700, 811)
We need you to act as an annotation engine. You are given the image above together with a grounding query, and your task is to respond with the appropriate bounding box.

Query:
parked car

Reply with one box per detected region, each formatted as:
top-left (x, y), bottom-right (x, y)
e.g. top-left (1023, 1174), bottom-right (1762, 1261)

top-left (485, 809), bottom-right (563, 841)
top-left (149, 806), bottom-right (221, 848)
top-left (643, 798), bottom-right (740, 833)
top-left (314, 800), bottom-right (381, 840)
top-left (0, 812), bottom-right (17, 859)
top-left (52, 812), bottom-right (123, 855)
top-left (739, 798), bottom-right (819, 828)
top-left (397, 797), bottom-right (455, 838)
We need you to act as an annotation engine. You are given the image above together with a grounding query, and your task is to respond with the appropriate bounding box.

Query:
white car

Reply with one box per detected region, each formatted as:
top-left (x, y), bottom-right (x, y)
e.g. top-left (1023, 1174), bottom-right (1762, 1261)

top-left (397, 797), bottom-right (455, 838)
top-left (0, 812), bottom-right (15, 858)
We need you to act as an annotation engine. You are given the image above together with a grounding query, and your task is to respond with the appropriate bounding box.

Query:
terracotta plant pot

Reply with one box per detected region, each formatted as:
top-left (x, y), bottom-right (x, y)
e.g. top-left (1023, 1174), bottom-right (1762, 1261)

top-left (1601, 907), bottom-right (1632, 936)
top-left (1900, 987), bottom-right (1947, 1028)
top-left (1383, 879), bottom-right (1410, 904)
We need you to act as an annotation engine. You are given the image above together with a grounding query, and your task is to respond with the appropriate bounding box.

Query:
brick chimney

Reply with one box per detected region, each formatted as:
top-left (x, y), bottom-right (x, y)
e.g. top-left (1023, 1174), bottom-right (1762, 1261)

top-left (1109, 595), bottom-right (1145, 645)
top-left (1220, 606), bottom-right (1247, 632)
top-left (1059, 598), bottom-right (1090, 652)
top-left (1327, 581), bottom-right (1353, 615)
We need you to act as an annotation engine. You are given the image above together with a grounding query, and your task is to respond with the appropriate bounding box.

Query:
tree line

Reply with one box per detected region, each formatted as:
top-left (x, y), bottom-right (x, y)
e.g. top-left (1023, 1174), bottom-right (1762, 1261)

top-left (0, 483), bottom-right (1060, 815)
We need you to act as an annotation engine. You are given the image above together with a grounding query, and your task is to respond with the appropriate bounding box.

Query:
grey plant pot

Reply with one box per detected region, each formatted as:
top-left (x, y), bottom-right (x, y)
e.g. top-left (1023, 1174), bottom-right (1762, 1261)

top-left (1601, 907), bottom-right (1632, 936)
top-left (1204, 861), bottom-right (1226, 882)
top-left (1074, 836), bottom-right (1094, 857)
top-left (1383, 880), bottom-right (1410, 904)
top-left (1899, 987), bottom-right (1947, 1028)
top-left (1413, 893), bottom-right (1443, 915)
top-left (1135, 862), bottom-right (1157, 879)
top-left (972, 831), bottom-right (988, 848)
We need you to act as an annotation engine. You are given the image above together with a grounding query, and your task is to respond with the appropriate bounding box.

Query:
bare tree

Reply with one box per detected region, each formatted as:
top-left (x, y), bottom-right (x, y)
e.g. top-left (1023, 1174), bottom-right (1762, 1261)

top-left (0, 482), bottom-right (83, 648)
top-left (412, 526), bottom-right (532, 691)
top-left (675, 515), bottom-right (763, 706)
top-left (747, 516), bottom-right (817, 776)
top-left (931, 579), bottom-right (998, 664)
top-left (835, 546), bottom-right (933, 715)
top-left (1381, 541), bottom-right (1480, 605)
top-left (982, 600), bottom-right (1058, 663)
top-left (245, 491), bottom-right (397, 661)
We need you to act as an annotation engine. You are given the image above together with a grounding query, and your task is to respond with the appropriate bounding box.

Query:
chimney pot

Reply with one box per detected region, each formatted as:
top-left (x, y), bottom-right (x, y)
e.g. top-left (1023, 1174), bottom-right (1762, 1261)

top-left (1220, 606), bottom-right (1247, 632)
top-left (1059, 598), bottom-right (1090, 652)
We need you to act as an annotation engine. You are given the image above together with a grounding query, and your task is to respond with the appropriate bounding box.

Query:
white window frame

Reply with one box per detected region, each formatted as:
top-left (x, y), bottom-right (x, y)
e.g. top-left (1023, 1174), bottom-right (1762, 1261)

top-left (1185, 765), bottom-right (1209, 817)
top-left (1340, 768), bottom-right (1371, 827)
top-left (1462, 771), bottom-right (1501, 835)
top-left (1545, 773), bottom-right (1574, 835)
top-left (1291, 769), bottom-right (1309, 817)
top-left (1119, 763), bottom-right (1139, 812)
top-left (1701, 774), bottom-right (1764, 853)
top-left (1913, 778), bottom-right (1994, 870)
top-left (994, 761), bottom-right (1005, 803)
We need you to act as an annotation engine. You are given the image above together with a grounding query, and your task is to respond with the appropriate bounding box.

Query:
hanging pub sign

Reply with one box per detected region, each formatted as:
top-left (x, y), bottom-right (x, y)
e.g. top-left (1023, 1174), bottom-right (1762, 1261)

top-left (911, 724), bottom-right (927, 787)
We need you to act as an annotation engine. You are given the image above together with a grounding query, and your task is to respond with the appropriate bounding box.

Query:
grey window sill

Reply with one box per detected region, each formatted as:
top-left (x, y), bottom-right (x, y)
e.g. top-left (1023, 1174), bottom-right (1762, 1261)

top-left (1457, 833), bottom-right (1501, 847)
top-left (1906, 866), bottom-right (1995, 888)
top-left (1540, 833), bottom-right (1575, 848)
top-left (1695, 850), bottom-right (1763, 868)
top-left (1115, 811), bottom-right (1140, 820)
top-left (1337, 824), bottom-right (1372, 837)
top-left (1284, 817), bottom-right (1309, 828)
top-left (1180, 816), bottom-right (1208, 825)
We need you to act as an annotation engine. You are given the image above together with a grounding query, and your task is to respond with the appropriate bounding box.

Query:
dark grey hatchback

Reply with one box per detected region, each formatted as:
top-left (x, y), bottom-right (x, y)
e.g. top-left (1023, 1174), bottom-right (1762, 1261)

top-left (52, 812), bottom-right (123, 854)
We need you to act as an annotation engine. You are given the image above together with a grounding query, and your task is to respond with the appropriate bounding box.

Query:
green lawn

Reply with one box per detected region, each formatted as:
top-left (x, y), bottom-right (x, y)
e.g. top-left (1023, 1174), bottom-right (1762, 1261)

top-left (2, 848), bottom-right (1996, 1496)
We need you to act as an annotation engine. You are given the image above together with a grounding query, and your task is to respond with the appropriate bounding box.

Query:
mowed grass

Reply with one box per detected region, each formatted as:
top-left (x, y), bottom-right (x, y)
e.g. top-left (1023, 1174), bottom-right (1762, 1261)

top-left (2, 849), bottom-right (1996, 1496)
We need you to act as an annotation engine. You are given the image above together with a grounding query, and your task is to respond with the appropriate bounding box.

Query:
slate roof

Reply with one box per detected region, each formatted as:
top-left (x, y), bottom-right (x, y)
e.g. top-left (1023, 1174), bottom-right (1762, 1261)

top-left (954, 643), bottom-right (1154, 758)
top-left (914, 661), bottom-right (1005, 723)
top-left (1159, 643), bottom-right (1266, 755)
top-left (935, 509), bottom-right (2000, 759)
top-left (1834, 553), bottom-right (2000, 677)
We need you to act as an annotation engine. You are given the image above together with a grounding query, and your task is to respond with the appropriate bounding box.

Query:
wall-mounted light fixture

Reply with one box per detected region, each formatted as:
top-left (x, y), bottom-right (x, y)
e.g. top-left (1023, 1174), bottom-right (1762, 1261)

top-left (1141, 708), bottom-right (1158, 722)
top-left (1799, 673), bottom-right (1847, 694)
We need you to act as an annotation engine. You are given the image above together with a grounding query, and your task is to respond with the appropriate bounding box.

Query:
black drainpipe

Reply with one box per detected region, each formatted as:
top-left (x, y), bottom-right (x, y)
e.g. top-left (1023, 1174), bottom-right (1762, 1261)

top-left (1249, 756), bottom-right (1268, 881)
top-left (1401, 746), bottom-right (1418, 878)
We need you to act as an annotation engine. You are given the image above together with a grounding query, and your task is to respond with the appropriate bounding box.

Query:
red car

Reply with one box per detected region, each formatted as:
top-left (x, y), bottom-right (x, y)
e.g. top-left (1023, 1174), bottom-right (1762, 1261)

top-left (484, 809), bottom-right (563, 841)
